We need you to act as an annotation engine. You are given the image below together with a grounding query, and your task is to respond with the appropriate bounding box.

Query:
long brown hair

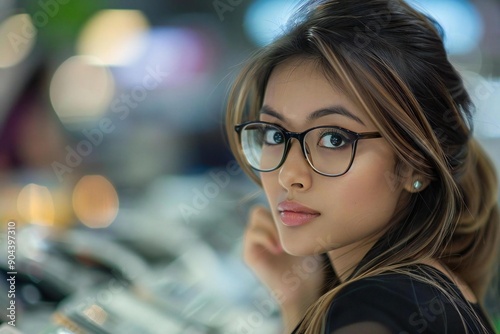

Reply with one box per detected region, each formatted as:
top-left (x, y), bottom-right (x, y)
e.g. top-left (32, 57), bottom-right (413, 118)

top-left (225, 0), bottom-right (500, 332)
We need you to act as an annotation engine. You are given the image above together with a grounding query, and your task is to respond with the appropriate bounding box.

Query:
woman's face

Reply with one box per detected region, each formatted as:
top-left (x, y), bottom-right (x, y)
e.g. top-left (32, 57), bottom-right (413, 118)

top-left (259, 59), bottom-right (404, 270)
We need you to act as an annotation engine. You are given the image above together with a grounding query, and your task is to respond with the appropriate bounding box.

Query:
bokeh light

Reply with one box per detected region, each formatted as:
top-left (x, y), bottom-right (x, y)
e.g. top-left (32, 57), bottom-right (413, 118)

top-left (244, 0), bottom-right (301, 46)
top-left (17, 183), bottom-right (55, 226)
top-left (0, 13), bottom-right (37, 68)
top-left (77, 9), bottom-right (150, 66)
top-left (408, 0), bottom-right (484, 55)
top-left (72, 175), bottom-right (119, 228)
top-left (49, 55), bottom-right (115, 125)
top-left (115, 26), bottom-right (217, 88)
top-left (463, 72), bottom-right (500, 138)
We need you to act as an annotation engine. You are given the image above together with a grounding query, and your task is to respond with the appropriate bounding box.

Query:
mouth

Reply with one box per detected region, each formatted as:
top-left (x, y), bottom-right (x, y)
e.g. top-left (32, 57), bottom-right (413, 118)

top-left (277, 201), bottom-right (320, 227)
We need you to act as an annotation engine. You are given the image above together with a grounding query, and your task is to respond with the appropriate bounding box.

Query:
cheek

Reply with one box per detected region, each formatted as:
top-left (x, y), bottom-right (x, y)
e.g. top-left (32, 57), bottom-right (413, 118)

top-left (331, 155), bottom-right (401, 228)
top-left (260, 172), bottom-right (277, 202)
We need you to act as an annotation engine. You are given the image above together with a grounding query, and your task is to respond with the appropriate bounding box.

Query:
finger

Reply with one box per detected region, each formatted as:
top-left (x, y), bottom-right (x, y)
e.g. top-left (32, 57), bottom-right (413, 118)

top-left (247, 205), bottom-right (281, 253)
top-left (248, 205), bottom-right (275, 228)
top-left (244, 224), bottom-right (282, 256)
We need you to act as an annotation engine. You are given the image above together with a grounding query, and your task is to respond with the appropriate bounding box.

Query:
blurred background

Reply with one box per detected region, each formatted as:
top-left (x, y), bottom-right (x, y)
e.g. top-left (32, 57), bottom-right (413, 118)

top-left (0, 0), bottom-right (498, 333)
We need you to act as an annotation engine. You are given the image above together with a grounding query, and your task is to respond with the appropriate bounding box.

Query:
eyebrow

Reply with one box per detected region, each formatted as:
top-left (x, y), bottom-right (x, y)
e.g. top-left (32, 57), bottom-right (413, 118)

top-left (260, 105), bottom-right (365, 125)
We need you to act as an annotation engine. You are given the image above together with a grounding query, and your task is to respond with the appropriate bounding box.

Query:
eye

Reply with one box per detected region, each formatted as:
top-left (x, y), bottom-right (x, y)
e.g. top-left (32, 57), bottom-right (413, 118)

top-left (318, 131), bottom-right (349, 149)
top-left (263, 127), bottom-right (285, 145)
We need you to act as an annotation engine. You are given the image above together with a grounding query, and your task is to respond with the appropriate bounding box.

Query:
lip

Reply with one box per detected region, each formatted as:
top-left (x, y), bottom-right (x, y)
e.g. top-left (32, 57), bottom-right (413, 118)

top-left (277, 201), bottom-right (320, 227)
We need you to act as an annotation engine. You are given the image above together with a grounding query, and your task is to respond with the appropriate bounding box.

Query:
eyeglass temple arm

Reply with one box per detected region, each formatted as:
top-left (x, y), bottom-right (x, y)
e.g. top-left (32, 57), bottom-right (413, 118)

top-left (358, 132), bottom-right (382, 139)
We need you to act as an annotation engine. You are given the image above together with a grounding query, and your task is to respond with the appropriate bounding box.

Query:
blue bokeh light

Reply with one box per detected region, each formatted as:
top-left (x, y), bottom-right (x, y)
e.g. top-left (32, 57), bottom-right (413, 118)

top-left (407, 0), bottom-right (484, 55)
top-left (244, 0), bottom-right (302, 46)
top-left (245, 0), bottom-right (484, 55)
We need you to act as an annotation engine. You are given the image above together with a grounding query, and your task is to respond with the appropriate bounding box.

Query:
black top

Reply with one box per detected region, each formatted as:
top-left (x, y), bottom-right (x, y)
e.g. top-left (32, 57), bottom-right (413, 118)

top-left (321, 265), bottom-right (495, 334)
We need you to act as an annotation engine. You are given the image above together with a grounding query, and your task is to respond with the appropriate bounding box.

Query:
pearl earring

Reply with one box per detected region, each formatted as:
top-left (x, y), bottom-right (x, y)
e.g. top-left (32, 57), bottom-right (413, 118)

top-left (413, 180), bottom-right (423, 190)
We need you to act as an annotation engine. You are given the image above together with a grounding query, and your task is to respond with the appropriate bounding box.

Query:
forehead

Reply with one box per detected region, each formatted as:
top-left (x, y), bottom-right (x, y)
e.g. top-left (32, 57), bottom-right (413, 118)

top-left (265, 58), bottom-right (336, 96)
top-left (262, 58), bottom-right (372, 128)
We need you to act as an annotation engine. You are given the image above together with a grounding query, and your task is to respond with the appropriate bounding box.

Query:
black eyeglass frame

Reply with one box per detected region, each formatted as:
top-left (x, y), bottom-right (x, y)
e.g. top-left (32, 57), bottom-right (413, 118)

top-left (234, 121), bottom-right (382, 177)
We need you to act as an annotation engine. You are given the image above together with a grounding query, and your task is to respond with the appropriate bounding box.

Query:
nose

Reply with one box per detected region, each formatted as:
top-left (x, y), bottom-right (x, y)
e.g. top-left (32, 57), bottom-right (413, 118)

top-left (278, 139), bottom-right (313, 191)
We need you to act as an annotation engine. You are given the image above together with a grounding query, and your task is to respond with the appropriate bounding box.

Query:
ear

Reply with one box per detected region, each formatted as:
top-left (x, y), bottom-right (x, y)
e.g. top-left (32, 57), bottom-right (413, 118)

top-left (396, 163), bottom-right (429, 193)
top-left (404, 175), bottom-right (429, 193)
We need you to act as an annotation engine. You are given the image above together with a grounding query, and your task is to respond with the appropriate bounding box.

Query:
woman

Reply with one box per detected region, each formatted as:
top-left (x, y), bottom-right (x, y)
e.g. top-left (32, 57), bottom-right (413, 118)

top-left (225, 0), bottom-right (499, 333)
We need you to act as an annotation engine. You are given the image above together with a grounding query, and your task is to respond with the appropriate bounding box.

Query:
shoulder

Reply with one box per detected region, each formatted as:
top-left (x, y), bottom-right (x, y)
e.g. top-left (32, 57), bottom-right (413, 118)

top-left (331, 269), bottom-right (439, 308)
top-left (324, 267), bottom-right (492, 334)
top-left (326, 271), bottom-right (434, 333)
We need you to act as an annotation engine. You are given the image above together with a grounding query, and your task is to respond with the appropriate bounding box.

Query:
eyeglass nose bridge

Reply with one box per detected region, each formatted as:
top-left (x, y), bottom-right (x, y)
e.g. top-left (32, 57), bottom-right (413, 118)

top-left (279, 130), bottom-right (311, 170)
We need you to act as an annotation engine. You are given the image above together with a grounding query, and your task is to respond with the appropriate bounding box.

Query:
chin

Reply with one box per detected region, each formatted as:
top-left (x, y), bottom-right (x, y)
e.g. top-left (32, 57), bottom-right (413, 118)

top-left (281, 239), bottom-right (332, 257)
top-left (278, 226), bottom-right (342, 257)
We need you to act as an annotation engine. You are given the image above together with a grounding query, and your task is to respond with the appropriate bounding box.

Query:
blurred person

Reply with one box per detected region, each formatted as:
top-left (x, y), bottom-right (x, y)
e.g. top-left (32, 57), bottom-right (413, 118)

top-left (226, 0), bottom-right (499, 333)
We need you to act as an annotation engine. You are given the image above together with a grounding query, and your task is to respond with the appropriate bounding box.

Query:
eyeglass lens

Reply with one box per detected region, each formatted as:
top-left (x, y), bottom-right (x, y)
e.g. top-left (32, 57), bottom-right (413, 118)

top-left (240, 123), bottom-right (355, 175)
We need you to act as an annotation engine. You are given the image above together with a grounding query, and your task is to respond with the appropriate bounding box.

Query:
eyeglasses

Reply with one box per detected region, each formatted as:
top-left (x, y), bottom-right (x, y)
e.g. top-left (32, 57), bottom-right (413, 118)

top-left (234, 121), bottom-right (382, 177)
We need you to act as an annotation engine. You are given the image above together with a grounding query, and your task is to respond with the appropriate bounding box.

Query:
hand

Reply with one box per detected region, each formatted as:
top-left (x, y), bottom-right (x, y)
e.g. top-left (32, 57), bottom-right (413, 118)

top-left (243, 206), bottom-right (326, 332)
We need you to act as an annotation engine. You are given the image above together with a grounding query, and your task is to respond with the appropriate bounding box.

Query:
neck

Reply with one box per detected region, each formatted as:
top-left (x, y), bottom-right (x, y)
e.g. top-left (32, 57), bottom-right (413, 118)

top-left (326, 231), bottom-right (386, 282)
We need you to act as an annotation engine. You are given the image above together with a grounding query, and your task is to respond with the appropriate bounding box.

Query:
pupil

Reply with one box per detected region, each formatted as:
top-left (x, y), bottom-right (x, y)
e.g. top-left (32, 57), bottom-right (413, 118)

top-left (273, 131), bottom-right (283, 143)
top-left (330, 135), bottom-right (341, 146)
